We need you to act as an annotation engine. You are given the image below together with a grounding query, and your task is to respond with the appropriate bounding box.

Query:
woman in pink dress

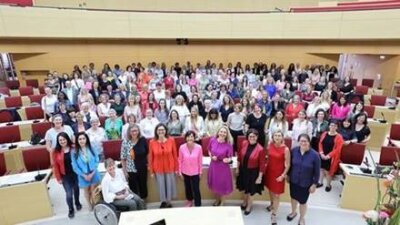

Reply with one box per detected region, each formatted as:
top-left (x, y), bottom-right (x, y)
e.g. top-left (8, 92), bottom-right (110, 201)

top-left (207, 126), bottom-right (234, 206)
top-left (265, 130), bottom-right (291, 225)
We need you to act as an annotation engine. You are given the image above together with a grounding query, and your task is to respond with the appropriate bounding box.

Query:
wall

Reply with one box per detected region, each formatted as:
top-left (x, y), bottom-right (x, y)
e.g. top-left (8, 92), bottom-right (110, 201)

top-left (33, 0), bottom-right (350, 11)
top-left (1, 6), bottom-right (400, 40)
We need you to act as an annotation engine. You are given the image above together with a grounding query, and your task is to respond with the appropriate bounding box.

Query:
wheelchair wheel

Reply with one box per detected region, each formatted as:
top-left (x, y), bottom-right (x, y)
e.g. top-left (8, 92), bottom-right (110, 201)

top-left (94, 203), bottom-right (119, 225)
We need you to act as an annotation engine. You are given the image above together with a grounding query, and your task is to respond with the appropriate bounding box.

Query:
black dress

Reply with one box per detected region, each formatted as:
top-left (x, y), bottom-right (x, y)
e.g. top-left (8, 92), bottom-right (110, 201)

top-left (321, 134), bottom-right (335, 171)
top-left (355, 125), bottom-right (371, 143)
top-left (245, 113), bottom-right (268, 146)
top-left (236, 144), bottom-right (264, 195)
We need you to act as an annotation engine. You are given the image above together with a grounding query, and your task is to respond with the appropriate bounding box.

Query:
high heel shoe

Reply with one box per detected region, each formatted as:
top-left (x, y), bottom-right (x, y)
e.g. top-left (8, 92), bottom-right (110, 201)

top-left (213, 200), bottom-right (221, 206)
top-left (240, 203), bottom-right (247, 210)
top-left (286, 212), bottom-right (297, 221)
top-left (266, 205), bottom-right (272, 212)
top-left (244, 207), bottom-right (252, 216)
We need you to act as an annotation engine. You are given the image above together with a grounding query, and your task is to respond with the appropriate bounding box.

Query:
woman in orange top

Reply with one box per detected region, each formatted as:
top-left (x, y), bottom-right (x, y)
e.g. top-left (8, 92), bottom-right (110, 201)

top-left (318, 121), bottom-right (343, 192)
top-left (149, 123), bottom-right (178, 208)
top-left (285, 95), bottom-right (304, 119)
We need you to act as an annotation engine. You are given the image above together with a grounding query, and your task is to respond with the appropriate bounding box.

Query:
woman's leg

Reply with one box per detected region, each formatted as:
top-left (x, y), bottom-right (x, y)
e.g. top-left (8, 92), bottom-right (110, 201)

top-left (61, 177), bottom-right (74, 212)
top-left (245, 194), bottom-right (252, 211)
top-left (83, 187), bottom-right (92, 210)
top-left (155, 173), bottom-right (167, 204)
top-left (72, 176), bottom-right (81, 209)
top-left (183, 174), bottom-right (193, 202)
top-left (319, 169), bottom-right (325, 185)
top-left (299, 203), bottom-right (307, 225)
top-left (267, 190), bottom-right (273, 210)
top-left (165, 173), bottom-right (176, 205)
top-left (138, 169), bottom-right (148, 199)
top-left (191, 174), bottom-right (202, 206)
top-left (290, 198), bottom-right (298, 216)
top-left (271, 193), bottom-right (280, 224)
top-left (128, 172), bottom-right (138, 195)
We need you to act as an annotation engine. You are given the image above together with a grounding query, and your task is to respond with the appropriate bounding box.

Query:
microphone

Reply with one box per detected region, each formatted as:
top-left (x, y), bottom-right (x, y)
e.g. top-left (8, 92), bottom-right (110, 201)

top-left (8, 139), bottom-right (17, 150)
top-left (380, 112), bottom-right (387, 123)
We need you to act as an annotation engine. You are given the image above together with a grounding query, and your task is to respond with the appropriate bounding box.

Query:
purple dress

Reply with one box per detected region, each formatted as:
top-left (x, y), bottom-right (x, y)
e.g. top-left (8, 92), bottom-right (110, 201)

top-left (207, 137), bottom-right (234, 196)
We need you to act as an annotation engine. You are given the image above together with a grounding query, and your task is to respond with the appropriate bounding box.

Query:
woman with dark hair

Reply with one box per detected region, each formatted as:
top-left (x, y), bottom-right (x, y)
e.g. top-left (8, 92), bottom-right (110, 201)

top-left (340, 76), bottom-right (354, 101)
top-left (236, 129), bottom-right (265, 215)
top-left (245, 104), bottom-right (269, 147)
top-left (330, 96), bottom-right (351, 121)
top-left (71, 132), bottom-right (100, 211)
top-left (54, 91), bottom-right (71, 113)
top-left (338, 118), bottom-right (357, 145)
top-left (311, 109), bottom-right (329, 151)
top-left (172, 84), bottom-right (188, 103)
top-left (318, 121), bottom-right (344, 191)
top-left (149, 124), bottom-right (178, 208)
top-left (205, 108), bottom-right (224, 137)
top-left (89, 81), bottom-right (102, 104)
top-left (111, 94), bottom-right (126, 117)
top-left (287, 134), bottom-right (320, 225)
top-left (227, 103), bottom-right (246, 151)
top-left (167, 110), bottom-right (184, 136)
top-left (52, 132), bottom-right (82, 218)
top-left (265, 130), bottom-right (290, 224)
top-left (349, 101), bottom-right (366, 121)
top-left (354, 112), bottom-right (371, 143)
top-left (179, 131), bottom-right (203, 207)
top-left (72, 112), bottom-right (91, 134)
top-left (154, 99), bottom-right (169, 125)
top-left (187, 94), bottom-right (205, 116)
top-left (121, 124), bottom-right (149, 199)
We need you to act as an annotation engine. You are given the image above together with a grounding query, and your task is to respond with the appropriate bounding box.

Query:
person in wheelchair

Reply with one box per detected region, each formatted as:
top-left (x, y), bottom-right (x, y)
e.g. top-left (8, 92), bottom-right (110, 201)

top-left (101, 158), bottom-right (146, 211)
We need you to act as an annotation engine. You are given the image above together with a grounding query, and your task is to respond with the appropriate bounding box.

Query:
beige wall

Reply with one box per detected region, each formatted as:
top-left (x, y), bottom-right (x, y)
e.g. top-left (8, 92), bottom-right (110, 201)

top-left (34, 0), bottom-right (350, 11)
top-left (1, 6), bottom-right (400, 40)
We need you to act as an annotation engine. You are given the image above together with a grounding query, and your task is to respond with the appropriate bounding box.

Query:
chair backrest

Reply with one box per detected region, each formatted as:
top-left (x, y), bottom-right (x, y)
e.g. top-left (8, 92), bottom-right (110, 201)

top-left (201, 136), bottom-right (211, 156)
top-left (389, 124), bottom-right (400, 140)
top-left (38, 86), bottom-right (46, 94)
top-left (5, 80), bottom-right (20, 90)
top-left (18, 86), bottom-right (34, 96)
top-left (0, 110), bottom-right (14, 123)
top-left (0, 87), bottom-right (10, 96)
top-left (350, 78), bottom-right (358, 87)
top-left (0, 152), bottom-right (6, 176)
top-left (31, 122), bottom-right (52, 139)
top-left (284, 137), bottom-right (292, 150)
top-left (103, 139), bottom-right (123, 160)
top-left (340, 143), bottom-right (366, 165)
top-left (361, 79), bottom-right (374, 88)
top-left (355, 85), bottom-right (369, 95)
top-left (25, 106), bottom-right (44, 120)
top-left (28, 94), bottom-right (45, 104)
top-left (379, 146), bottom-right (400, 166)
top-left (173, 136), bottom-right (185, 155)
top-left (370, 95), bottom-right (387, 106)
top-left (4, 96), bottom-right (22, 108)
top-left (25, 79), bottom-right (39, 88)
top-left (363, 105), bottom-right (375, 119)
top-left (22, 147), bottom-right (51, 172)
top-left (0, 125), bottom-right (21, 144)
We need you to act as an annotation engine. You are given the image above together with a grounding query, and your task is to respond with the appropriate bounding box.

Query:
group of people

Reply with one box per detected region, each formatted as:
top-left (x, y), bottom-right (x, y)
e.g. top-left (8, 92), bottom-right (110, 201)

top-left (44, 60), bottom-right (372, 225)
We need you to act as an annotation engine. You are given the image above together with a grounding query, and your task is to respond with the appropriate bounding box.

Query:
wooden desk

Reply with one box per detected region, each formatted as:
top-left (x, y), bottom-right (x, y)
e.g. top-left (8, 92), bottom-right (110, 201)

top-left (0, 119), bottom-right (42, 141)
top-left (0, 169), bottom-right (53, 225)
top-left (340, 164), bottom-right (385, 211)
top-left (391, 139), bottom-right (400, 148)
top-left (368, 88), bottom-right (384, 96)
top-left (9, 88), bottom-right (40, 97)
top-left (119, 206), bottom-right (244, 225)
top-left (372, 106), bottom-right (399, 124)
top-left (367, 119), bottom-right (390, 151)
top-left (0, 141), bottom-right (46, 173)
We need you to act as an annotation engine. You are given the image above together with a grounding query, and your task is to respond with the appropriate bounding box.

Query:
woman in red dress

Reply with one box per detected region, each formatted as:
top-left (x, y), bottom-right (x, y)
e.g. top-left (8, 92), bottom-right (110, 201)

top-left (265, 130), bottom-right (291, 225)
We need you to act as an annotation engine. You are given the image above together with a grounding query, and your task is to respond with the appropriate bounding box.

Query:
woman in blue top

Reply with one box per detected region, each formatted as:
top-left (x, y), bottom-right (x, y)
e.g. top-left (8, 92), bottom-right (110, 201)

top-left (287, 133), bottom-right (320, 225)
top-left (71, 132), bottom-right (101, 211)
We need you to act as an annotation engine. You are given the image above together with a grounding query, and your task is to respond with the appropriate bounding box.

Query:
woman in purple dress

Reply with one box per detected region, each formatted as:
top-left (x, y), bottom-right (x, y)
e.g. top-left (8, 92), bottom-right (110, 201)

top-left (207, 126), bottom-right (234, 206)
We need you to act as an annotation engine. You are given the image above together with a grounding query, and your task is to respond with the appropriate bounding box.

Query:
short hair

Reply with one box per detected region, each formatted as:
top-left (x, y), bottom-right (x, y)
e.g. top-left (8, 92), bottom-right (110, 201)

top-left (246, 128), bottom-right (259, 139)
top-left (104, 158), bottom-right (115, 168)
top-left (297, 133), bottom-right (311, 142)
top-left (184, 130), bottom-right (197, 140)
top-left (169, 109), bottom-right (180, 120)
top-left (314, 108), bottom-right (327, 119)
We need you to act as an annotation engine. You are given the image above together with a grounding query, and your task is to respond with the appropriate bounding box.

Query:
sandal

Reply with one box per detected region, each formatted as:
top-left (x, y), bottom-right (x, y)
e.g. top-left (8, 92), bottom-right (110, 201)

top-left (213, 200), bottom-right (221, 206)
top-left (286, 212), bottom-right (298, 221)
top-left (271, 213), bottom-right (277, 225)
top-left (266, 204), bottom-right (273, 212)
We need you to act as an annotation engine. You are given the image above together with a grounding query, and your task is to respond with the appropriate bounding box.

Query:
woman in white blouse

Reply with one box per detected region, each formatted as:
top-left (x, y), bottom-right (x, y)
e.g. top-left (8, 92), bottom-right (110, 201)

top-left (41, 87), bottom-right (58, 120)
top-left (122, 114), bottom-right (137, 140)
top-left (86, 116), bottom-right (107, 161)
top-left (77, 88), bottom-right (93, 107)
top-left (291, 110), bottom-right (313, 148)
top-left (204, 108), bottom-right (224, 137)
top-left (306, 96), bottom-right (330, 119)
top-left (170, 95), bottom-right (190, 123)
top-left (139, 109), bottom-right (160, 139)
top-left (184, 106), bottom-right (205, 140)
top-left (124, 95), bottom-right (142, 122)
top-left (268, 110), bottom-right (289, 141)
top-left (97, 94), bottom-right (112, 117)
top-left (71, 72), bottom-right (84, 90)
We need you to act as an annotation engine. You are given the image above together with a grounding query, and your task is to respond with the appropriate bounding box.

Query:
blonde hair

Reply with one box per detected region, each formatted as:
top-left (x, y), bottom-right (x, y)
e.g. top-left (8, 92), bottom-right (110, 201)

top-left (216, 126), bottom-right (233, 145)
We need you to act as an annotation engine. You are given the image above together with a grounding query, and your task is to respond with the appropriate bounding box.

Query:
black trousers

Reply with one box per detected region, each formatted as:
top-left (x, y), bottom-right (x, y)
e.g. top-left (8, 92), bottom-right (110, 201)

top-left (128, 168), bottom-right (148, 199)
top-left (62, 175), bottom-right (81, 212)
top-left (183, 174), bottom-right (202, 206)
top-left (230, 129), bottom-right (244, 152)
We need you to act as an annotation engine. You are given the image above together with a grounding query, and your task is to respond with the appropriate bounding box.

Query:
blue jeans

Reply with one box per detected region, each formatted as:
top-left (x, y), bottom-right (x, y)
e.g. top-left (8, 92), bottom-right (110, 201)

top-left (62, 175), bottom-right (81, 211)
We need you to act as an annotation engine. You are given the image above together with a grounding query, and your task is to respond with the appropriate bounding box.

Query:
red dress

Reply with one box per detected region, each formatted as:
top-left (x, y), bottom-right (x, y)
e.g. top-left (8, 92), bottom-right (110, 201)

top-left (264, 143), bottom-right (286, 194)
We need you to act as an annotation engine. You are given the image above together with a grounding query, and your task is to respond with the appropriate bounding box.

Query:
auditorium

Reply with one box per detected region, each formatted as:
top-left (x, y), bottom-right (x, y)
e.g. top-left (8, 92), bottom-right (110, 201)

top-left (0, 0), bottom-right (399, 225)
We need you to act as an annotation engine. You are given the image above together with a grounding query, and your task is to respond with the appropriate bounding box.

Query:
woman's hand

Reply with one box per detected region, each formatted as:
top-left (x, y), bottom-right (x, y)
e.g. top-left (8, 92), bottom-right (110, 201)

top-left (211, 156), bottom-right (218, 161)
top-left (276, 175), bottom-right (284, 182)
top-left (309, 184), bottom-right (317, 193)
top-left (222, 158), bottom-right (231, 164)
top-left (83, 174), bottom-right (91, 182)
top-left (255, 176), bottom-right (262, 184)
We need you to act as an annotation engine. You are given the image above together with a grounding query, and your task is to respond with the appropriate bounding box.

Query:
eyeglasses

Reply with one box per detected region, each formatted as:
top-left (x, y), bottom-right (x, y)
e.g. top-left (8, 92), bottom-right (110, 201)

top-left (130, 130), bottom-right (139, 133)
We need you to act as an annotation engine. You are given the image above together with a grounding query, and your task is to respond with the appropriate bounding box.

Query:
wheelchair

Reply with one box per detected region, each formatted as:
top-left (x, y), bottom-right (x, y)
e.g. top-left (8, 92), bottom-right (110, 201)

top-left (92, 186), bottom-right (131, 225)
